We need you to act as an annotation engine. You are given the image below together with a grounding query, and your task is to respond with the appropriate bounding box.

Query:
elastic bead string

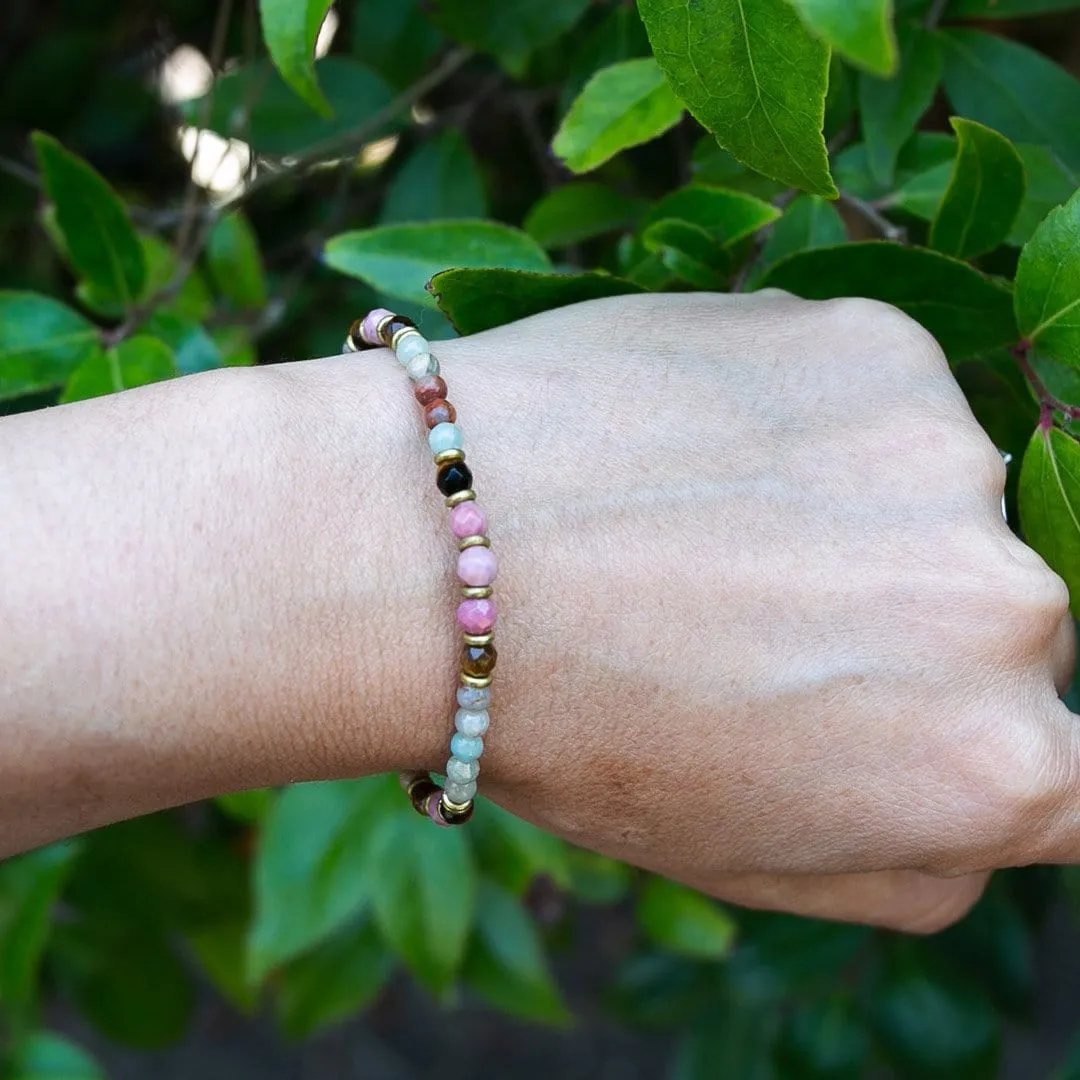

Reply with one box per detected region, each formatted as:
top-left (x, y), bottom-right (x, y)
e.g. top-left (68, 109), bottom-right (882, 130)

top-left (344, 309), bottom-right (497, 827)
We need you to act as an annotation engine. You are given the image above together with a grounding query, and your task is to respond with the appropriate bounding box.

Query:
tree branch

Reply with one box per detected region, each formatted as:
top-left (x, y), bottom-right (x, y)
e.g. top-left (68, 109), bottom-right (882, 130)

top-left (838, 190), bottom-right (907, 242)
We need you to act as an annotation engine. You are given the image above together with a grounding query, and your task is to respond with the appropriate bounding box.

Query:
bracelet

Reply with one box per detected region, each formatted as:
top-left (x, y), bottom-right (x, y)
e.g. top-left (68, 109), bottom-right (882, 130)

top-left (344, 308), bottom-right (497, 827)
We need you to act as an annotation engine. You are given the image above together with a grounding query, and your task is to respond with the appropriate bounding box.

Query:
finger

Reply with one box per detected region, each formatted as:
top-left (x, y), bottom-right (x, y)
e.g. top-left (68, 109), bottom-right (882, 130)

top-left (700, 869), bottom-right (989, 934)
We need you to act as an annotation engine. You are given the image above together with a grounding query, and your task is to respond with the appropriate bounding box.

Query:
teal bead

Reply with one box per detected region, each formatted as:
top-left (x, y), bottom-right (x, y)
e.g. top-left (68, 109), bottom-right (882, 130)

top-left (429, 422), bottom-right (463, 454)
top-left (395, 332), bottom-right (430, 364)
top-left (450, 732), bottom-right (483, 761)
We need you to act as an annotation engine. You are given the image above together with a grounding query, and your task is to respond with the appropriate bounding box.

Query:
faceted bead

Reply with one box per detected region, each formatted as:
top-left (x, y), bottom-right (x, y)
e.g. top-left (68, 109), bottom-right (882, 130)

top-left (395, 332), bottom-right (430, 363)
top-left (457, 598), bottom-right (496, 634)
top-left (437, 461), bottom-right (473, 496)
top-left (361, 308), bottom-right (394, 346)
top-left (424, 400), bottom-right (456, 428)
top-left (462, 643), bottom-right (497, 678)
top-left (446, 756), bottom-right (480, 783)
top-left (455, 708), bottom-right (490, 737)
top-left (456, 685), bottom-right (491, 711)
top-left (428, 422), bottom-right (463, 454)
top-left (414, 375), bottom-right (448, 406)
top-left (406, 353), bottom-right (439, 380)
top-left (379, 315), bottom-right (415, 346)
top-left (457, 545), bottom-right (498, 586)
top-left (448, 500), bottom-right (487, 538)
top-left (444, 779), bottom-right (478, 804)
top-left (450, 732), bottom-right (484, 761)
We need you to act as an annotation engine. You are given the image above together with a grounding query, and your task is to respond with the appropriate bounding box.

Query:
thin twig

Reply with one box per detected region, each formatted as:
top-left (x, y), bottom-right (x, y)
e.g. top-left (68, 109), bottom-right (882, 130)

top-left (838, 190), bottom-right (907, 242)
top-left (0, 154), bottom-right (39, 188)
top-left (1012, 340), bottom-right (1080, 426)
top-left (925, 0), bottom-right (950, 28)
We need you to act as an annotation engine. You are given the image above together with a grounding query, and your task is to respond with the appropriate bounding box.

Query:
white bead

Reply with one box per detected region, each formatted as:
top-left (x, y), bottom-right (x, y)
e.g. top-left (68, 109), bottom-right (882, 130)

top-left (446, 756), bottom-right (480, 783)
top-left (394, 331), bottom-right (430, 363)
top-left (406, 353), bottom-right (439, 380)
top-left (455, 708), bottom-right (489, 737)
top-left (444, 779), bottom-right (477, 804)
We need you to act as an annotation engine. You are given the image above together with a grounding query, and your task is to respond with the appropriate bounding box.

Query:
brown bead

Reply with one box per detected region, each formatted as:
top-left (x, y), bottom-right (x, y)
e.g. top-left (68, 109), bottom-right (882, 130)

top-left (414, 375), bottom-right (448, 406)
top-left (424, 399), bottom-right (456, 428)
top-left (347, 318), bottom-right (366, 350)
top-left (379, 315), bottom-right (415, 346)
top-left (462, 643), bottom-right (497, 678)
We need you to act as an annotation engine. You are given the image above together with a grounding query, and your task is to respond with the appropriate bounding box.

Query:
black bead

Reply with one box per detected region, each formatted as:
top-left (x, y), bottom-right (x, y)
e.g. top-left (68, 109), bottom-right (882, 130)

top-left (437, 461), bottom-right (473, 496)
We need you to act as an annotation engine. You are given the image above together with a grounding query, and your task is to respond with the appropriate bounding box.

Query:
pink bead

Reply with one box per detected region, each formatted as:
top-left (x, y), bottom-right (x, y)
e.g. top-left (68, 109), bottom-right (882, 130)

top-left (428, 795), bottom-right (452, 827)
top-left (449, 501), bottom-right (488, 539)
top-left (457, 546), bottom-right (498, 587)
top-left (457, 598), bottom-right (497, 634)
top-left (360, 307), bottom-right (394, 346)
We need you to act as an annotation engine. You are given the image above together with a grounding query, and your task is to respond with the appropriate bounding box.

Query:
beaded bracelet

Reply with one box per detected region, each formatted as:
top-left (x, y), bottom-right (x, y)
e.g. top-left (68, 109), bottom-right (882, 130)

top-left (344, 308), bottom-right (496, 827)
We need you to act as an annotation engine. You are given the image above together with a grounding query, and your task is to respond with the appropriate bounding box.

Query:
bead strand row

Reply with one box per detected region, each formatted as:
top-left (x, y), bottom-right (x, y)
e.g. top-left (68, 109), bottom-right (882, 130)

top-left (345, 308), bottom-right (498, 827)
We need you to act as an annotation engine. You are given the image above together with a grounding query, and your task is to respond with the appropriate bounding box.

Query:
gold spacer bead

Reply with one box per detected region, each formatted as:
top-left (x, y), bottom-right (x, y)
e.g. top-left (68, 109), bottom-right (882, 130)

top-left (458, 535), bottom-right (490, 550)
top-left (434, 448), bottom-right (466, 467)
top-left (343, 335), bottom-right (359, 354)
top-left (463, 632), bottom-right (494, 647)
top-left (392, 326), bottom-right (425, 352)
top-left (445, 489), bottom-right (476, 508)
top-left (460, 671), bottom-right (493, 690)
top-left (461, 586), bottom-right (493, 599)
top-left (375, 314), bottom-right (395, 342)
top-left (439, 794), bottom-right (474, 824)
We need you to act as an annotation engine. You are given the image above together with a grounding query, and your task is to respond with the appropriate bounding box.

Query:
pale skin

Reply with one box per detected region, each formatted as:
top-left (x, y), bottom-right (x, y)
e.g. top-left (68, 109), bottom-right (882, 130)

top-left (2, 292), bottom-right (1076, 933)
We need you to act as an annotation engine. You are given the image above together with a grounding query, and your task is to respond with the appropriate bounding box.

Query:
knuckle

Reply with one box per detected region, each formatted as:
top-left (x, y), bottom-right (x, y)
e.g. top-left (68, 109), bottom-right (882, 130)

top-left (946, 424), bottom-right (1008, 497)
top-left (888, 882), bottom-right (985, 935)
top-left (995, 550), bottom-right (1071, 648)
top-left (822, 297), bottom-right (947, 371)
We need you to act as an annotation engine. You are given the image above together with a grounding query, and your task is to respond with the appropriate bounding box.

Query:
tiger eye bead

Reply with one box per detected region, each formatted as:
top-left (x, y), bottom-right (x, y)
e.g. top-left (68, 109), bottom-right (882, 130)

top-left (437, 461), bottom-right (473, 497)
top-left (424, 399), bottom-right (456, 428)
top-left (414, 375), bottom-right (448, 407)
top-left (462, 643), bottom-right (497, 677)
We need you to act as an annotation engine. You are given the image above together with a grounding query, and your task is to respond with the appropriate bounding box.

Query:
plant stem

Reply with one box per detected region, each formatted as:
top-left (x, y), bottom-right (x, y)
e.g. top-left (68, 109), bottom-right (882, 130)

top-left (925, 0), bottom-right (951, 28)
top-left (0, 155), bottom-right (39, 188)
top-left (1011, 340), bottom-right (1080, 427)
top-left (838, 190), bottom-right (907, 242)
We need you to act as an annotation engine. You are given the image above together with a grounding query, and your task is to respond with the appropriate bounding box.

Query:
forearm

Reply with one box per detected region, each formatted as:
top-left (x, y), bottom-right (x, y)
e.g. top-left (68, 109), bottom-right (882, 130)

top-left (0, 355), bottom-right (462, 854)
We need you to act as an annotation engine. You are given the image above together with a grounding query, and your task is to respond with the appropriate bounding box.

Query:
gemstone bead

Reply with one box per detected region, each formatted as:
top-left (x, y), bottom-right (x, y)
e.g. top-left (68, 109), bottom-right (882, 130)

top-left (379, 315), bottom-right (415, 346)
top-left (462, 643), bottom-right (497, 677)
top-left (360, 308), bottom-right (394, 346)
top-left (455, 708), bottom-right (489, 737)
top-left (424, 400), bottom-right (456, 428)
top-left (414, 375), bottom-right (448, 406)
top-left (450, 732), bottom-right (484, 761)
top-left (444, 779), bottom-right (478, 804)
top-left (446, 756), bottom-right (480, 783)
top-left (406, 353), bottom-right (439, 380)
top-left (448, 500), bottom-right (488, 538)
top-left (457, 545), bottom-right (498, 586)
top-left (457, 598), bottom-right (496, 634)
top-left (429, 422), bottom-right (463, 454)
top-left (428, 795), bottom-right (452, 827)
top-left (456, 685), bottom-right (491, 711)
top-left (437, 461), bottom-right (473, 496)
top-left (395, 332), bottom-right (430, 363)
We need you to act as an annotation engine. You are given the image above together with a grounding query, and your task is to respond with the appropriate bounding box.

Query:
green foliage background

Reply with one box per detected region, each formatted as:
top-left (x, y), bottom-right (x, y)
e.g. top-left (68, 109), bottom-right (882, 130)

top-left (4, 0), bottom-right (1080, 1075)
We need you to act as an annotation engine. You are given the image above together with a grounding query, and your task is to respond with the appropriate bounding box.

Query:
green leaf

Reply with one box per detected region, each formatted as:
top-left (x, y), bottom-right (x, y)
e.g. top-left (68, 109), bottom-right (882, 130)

top-left (858, 24), bottom-right (943, 186)
top-left (326, 221), bottom-right (551, 308)
top-left (869, 943), bottom-right (1000, 1079)
top-left (552, 57), bottom-right (682, 174)
top-left (0, 843), bottom-right (80, 1018)
top-left (673, 1002), bottom-right (778, 1080)
top-left (207, 212), bottom-right (268, 310)
top-left (1010, 144), bottom-right (1077, 248)
top-left (929, 118), bottom-right (1025, 259)
top-left (0, 291), bottom-right (102, 401)
top-left (461, 880), bottom-right (570, 1026)
top-left (143, 313), bottom-right (222, 375)
top-left (185, 920), bottom-right (258, 1014)
top-left (565, 848), bottom-right (634, 905)
top-left (380, 130), bottom-right (487, 224)
top-left (247, 777), bottom-right (396, 983)
top-left (11, 1033), bottom-right (104, 1080)
top-left (258, 0), bottom-right (334, 115)
top-left (367, 807), bottom-right (477, 993)
top-left (761, 242), bottom-right (1019, 360)
top-left (430, 267), bottom-right (644, 335)
top-left (430, 0), bottom-right (591, 64)
top-left (639, 0), bottom-right (836, 196)
top-left (774, 994), bottom-right (870, 1080)
top-left (60, 336), bottom-right (176, 403)
top-left (469, 799), bottom-right (570, 896)
top-left (189, 58), bottom-right (393, 157)
top-left (751, 194), bottom-right (847, 283)
top-left (215, 788), bottom-right (273, 824)
top-left (1019, 425), bottom-right (1080, 617)
top-left (1015, 190), bottom-right (1080, 367)
top-left (277, 918), bottom-right (394, 1038)
top-left (1051, 1030), bottom-right (1080, 1080)
top-left (642, 184), bottom-right (781, 245)
top-left (638, 876), bottom-right (736, 960)
top-left (350, 0), bottom-right (443, 88)
top-left (940, 29), bottom-right (1080, 175)
top-left (789, 0), bottom-right (897, 76)
top-left (524, 184), bottom-right (646, 249)
top-left (885, 160), bottom-right (955, 221)
top-left (31, 133), bottom-right (146, 308)
top-left (947, 0), bottom-right (1080, 15)
top-left (642, 219), bottom-right (731, 288)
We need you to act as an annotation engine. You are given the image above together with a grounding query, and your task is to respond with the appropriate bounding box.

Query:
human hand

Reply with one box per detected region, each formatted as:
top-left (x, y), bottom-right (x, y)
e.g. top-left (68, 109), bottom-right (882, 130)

top-left (407, 291), bottom-right (1076, 932)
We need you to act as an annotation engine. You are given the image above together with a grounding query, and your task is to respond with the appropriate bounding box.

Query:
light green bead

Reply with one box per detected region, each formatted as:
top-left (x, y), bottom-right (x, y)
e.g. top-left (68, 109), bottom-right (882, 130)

top-left (429, 422), bottom-right (463, 454)
top-left (406, 353), bottom-right (439, 380)
top-left (450, 732), bottom-right (483, 761)
top-left (444, 779), bottom-right (477, 803)
top-left (395, 332), bottom-right (429, 364)
top-left (446, 756), bottom-right (479, 784)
